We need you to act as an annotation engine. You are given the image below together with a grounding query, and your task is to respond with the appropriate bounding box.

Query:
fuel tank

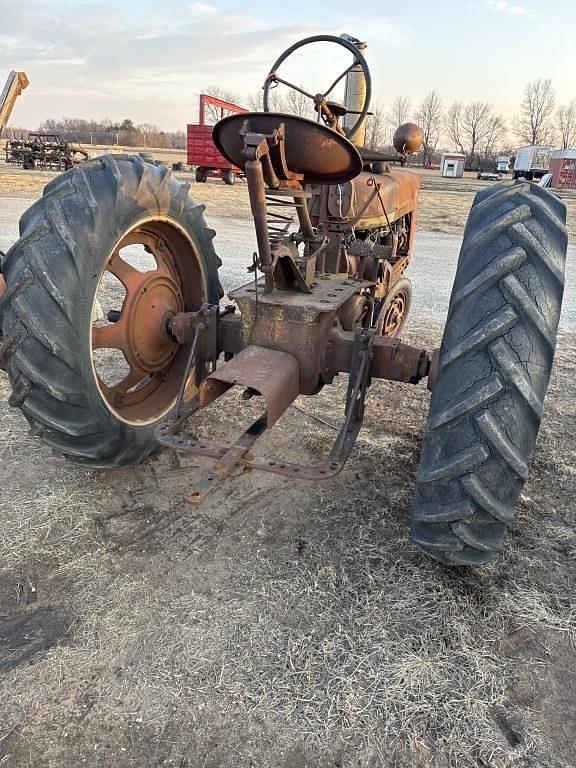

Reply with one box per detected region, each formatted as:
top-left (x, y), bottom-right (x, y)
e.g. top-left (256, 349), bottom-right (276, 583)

top-left (324, 168), bottom-right (420, 230)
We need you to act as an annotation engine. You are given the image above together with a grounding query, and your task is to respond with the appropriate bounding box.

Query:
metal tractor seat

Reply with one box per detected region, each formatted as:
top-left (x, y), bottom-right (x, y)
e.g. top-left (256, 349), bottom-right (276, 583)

top-left (213, 112), bottom-right (363, 185)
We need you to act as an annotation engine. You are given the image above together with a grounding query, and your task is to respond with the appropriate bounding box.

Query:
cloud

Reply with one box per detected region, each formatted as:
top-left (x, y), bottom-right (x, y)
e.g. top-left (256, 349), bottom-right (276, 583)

top-left (486, 0), bottom-right (530, 14)
top-left (0, 1), bottom-right (408, 129)
top-left (187, 2), bottom-right (218, 16)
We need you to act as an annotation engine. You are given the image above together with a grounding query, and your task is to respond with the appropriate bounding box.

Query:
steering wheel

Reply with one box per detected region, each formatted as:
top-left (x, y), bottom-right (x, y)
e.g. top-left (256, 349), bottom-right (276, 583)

top-left (262, 34), bottom-right (372, 142)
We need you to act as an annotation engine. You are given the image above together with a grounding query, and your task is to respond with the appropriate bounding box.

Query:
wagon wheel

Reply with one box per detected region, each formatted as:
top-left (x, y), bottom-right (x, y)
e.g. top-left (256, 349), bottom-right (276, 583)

top-left (0, 155), bottom-right (223, 467)
top-left (262, 34), bottom-right (371, 141)
top-left (376, 277), bottom-right (412, 337)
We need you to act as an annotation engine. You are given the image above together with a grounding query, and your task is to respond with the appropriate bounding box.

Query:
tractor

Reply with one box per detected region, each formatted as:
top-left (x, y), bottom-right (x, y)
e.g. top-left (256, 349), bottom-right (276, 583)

top-left (0, 34), bottom-right (567, 565)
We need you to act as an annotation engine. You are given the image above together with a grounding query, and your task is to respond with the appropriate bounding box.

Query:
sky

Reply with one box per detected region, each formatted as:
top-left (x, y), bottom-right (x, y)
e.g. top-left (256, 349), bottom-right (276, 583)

top-left (1, 0), bottom-right (575, 134)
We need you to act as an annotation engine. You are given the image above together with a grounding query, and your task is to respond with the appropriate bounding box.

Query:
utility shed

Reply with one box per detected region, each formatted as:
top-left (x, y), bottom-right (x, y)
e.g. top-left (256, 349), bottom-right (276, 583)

top-left (550, 149), bottom-right (576, 189)
top-left (440, 153), bottom-right (465, 178)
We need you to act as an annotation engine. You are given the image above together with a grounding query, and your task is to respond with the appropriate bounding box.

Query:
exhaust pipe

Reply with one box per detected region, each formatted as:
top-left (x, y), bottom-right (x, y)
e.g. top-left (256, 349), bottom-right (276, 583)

top-left (341, 34), bottom-right (367, 148)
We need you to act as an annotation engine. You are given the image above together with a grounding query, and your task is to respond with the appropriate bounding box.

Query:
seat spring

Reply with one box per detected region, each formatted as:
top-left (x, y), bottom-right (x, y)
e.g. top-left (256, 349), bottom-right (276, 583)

top-left (264, 190), bottom-right (303, 245)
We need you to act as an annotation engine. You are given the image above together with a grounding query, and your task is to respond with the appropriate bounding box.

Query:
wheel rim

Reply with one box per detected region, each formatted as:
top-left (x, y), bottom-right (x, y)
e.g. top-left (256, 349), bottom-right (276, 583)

top-left (90, 219), bottom-right (205, 425)
top-left (381, 289), bottom-right (409, 337)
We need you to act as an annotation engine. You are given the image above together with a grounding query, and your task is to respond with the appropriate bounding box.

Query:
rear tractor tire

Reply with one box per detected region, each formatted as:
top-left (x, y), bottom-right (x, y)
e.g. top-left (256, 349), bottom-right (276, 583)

top-left (412, 182), bottom-right (567, 564)
top-left (0, 155), bottom-right (223, 468)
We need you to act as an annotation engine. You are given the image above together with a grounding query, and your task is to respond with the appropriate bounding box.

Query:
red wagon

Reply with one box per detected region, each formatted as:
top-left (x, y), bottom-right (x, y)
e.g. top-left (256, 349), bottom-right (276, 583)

top-left (187, 94), bottom-right (248, 185)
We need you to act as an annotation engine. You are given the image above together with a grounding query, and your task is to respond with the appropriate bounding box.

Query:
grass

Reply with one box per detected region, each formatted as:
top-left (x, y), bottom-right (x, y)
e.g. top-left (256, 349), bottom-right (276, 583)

top-left (0, 169), bottom-right (575, 765)
top-left (0, 322), bottom-right (574, 766)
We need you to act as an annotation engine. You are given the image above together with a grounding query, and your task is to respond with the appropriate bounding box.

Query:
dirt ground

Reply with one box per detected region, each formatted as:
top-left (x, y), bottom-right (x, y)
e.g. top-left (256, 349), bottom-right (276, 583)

top-left (0, 163), bottom-right (575, 767)
top-left (1, 163), bottom-right (575, 240)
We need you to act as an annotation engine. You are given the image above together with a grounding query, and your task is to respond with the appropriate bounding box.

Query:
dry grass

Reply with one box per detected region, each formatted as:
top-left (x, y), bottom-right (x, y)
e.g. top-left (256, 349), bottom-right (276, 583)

top-left (0, 162), bottom-right (575, 765)
top-left (0, 321), bottom-right (575, 767)
top-left (2, 161), bottom-right (574, 240)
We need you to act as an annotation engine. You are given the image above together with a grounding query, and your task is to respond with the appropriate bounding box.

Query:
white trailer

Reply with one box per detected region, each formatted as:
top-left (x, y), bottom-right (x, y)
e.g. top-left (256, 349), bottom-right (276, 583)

top-left (513, 145), bottom-right (553, 180)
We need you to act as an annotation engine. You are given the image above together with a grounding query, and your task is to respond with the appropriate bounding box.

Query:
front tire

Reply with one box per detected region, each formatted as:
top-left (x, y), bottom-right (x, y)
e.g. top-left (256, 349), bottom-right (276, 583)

top-left (0, 155), bottom-right (223, 468)
top-left (412, 182), bottom-right (567, 564)
top-left (377, 277), bottom-right (412, 337)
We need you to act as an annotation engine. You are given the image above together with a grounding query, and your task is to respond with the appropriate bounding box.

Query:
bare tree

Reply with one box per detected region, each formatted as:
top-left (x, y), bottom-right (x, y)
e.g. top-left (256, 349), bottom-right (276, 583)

top-left (557, 101), bottom-right (576, 149)
top-left (35, 116), bottom-right (185, 148)
top-left (416, 91), bottom-right (443, 167)
top-left (444, 102), bottom-right (465, 153)
top-left (364, 102), bottom-right (387, 150)
top-left (481, 115), bottom-right (507, 158)
top-left (513, 79), bottom-right (556, 145)
top-left (247, 88), bottom-right (286, 112)
top-left (247, 86), bottom-right (314, 118)
top-left (386, 96), bottom-right (411, 139)
top-left (285, 89), bottom-right (315, 119)
top-left (445, 101), bottom-right (507, 163)
top-left (461, 102), bottom-right (497, 165)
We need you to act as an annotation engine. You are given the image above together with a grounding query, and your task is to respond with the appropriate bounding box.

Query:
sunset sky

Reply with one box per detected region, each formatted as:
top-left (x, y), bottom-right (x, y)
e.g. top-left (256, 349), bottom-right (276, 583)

top-left (2, 0), bottom-right (575, 135)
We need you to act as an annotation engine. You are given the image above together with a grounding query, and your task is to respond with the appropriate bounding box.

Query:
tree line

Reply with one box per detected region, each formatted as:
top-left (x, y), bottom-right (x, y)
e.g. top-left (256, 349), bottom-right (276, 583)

top-left (206, 79), bottom-right (576, 169)
top-left (4, 117), bottom-right (186, 150)
top-left (4, 79), bottom-right (575, 168)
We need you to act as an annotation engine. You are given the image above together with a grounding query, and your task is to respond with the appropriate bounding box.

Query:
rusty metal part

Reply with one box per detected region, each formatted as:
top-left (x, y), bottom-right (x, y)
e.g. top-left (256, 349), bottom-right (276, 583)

top-left (154, 312), bottom-right (430, 503)
top-left (427, 348), bottom-right (440, 391)
top-left (91, 221), bottom-right (205, 423)
top-left (199, 345), bottom-right (299, 427)
top-left (213, 113), bottom-right (362, 186)
top-left (329, 170), bottom-right (420, 232)
top-left (156, 327), bottom-right (378, 503)
top-left (245, 156), bottom-right (275, 293)
top-left (153, 33), bottom-right (430, 504)
top-left (324, 323), bottom-right (429, 384)
top-left (169, 308), bottom-right (244, 362)
top-left (184, 414), bottom-right (268, 505)
top-left (379, 291), bottom-right (408, 336)
top-left (338, 294), bottom-right (369, 330)
top-left (376, 279), bottom-right (412, 337)
top-left (5, 132), bottom-right (88, 170)
top-left (393, 123), bottom-right (424, 156)
top-left (0, 273), bottom-right (5, 300)
top-left (232, 274), bottom-right (373, 394)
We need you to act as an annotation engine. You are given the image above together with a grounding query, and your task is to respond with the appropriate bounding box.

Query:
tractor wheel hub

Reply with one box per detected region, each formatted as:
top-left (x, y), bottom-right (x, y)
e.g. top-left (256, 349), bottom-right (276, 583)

top-left (126, 273), bottom-right (183, 371)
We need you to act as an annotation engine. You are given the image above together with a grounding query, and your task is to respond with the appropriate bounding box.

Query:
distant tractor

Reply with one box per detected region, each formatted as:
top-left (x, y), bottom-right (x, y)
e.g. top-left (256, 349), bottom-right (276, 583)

top-left (187, 94), bottom-right (247, 184)
top-left (0, 34), bottom-right (568, 566)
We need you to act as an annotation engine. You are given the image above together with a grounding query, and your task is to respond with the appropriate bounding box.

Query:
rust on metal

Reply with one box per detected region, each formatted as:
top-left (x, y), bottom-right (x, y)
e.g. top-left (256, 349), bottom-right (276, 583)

top-left (393, 123), bottom-right (424, 156)
top-left (199, 345), bottom-right (299, 427)
top-left (213, 113), bottom-right (363, 186)
top-left (232, 274), bottom-right (372, 394)
top-left (150, 32), bottom-right (432, 503)
top-left (91, 221), bottom-right (205, 422)
top-left (5, 133), bottom-right (88, 170)
top-left (427, 348), bottom-right (440, 391)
